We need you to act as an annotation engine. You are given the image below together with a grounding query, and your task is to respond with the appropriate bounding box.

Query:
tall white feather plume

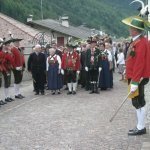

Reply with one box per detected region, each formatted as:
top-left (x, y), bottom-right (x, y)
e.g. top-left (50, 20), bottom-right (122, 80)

top-left (130, 0), bottom-right (144, 8)
top-left (130, 0), bottom-right (148, 16)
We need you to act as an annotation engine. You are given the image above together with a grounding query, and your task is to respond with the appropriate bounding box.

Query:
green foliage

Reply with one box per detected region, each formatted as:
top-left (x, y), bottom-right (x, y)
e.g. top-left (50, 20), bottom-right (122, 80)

top-left (0, 0), bottom-right (137, 37)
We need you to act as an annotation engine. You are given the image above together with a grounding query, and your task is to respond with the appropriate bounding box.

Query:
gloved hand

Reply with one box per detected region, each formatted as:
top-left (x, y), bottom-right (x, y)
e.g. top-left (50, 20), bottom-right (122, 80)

top-left (16, 67), bottom-right (22, 71)
top-left (130, 84), bottom-right (138, 93)
top-left (99, 67), bottom-right (102, 72)
top-left (77, 70), bottom-right (80, 74)
top-left (61, 69), bottom-right (64, 75)
top-left (85, 66), bottom-right (88, 72)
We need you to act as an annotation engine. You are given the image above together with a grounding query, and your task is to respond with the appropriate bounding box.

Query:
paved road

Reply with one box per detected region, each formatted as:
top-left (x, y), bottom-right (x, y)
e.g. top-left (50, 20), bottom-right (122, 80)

top-left (0, 73), bottom-right (149, 150)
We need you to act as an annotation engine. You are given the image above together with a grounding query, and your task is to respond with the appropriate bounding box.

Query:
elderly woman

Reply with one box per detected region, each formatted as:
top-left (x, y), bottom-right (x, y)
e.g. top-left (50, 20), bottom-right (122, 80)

top-left (47, 48), bottom-right (62, 94)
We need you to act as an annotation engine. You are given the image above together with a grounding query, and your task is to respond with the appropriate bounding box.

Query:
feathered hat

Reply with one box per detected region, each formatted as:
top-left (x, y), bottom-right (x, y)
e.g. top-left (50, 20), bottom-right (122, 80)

top-left (122, 15), bottom-right (150, 31)
top-left (66, 37), bottom-right (78, 48)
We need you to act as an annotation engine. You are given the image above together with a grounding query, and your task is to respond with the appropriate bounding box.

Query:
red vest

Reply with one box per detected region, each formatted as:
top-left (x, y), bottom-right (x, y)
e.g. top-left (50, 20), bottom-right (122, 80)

top-left (61, 51), bottom-right (80, 71)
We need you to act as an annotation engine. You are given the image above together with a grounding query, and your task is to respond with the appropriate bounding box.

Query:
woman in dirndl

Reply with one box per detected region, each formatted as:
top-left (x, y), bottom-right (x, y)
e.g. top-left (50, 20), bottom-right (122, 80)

top-left (47, 48), bottom-right (63, 94)
top-left (98, 43), bottom-right (111, 90)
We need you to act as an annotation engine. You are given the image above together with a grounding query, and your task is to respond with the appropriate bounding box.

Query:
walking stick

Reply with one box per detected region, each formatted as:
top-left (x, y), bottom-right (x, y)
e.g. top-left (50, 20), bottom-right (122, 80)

top-left (109, 92), bottom-right (131, 122)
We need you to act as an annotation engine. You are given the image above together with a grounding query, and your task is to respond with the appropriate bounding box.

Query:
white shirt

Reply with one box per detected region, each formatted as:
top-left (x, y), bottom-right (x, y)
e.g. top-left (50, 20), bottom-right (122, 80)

top-left (46, 54), bottom-right (61, 71)
top-left (132, 34), bottom-right (141, 42)
top-left (117, 52), bottom-right (125, 65)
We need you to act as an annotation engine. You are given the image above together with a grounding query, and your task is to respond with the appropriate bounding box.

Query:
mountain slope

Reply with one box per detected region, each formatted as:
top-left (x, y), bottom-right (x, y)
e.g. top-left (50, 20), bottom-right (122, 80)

top-left (0, 0), bottom-right (137, 37)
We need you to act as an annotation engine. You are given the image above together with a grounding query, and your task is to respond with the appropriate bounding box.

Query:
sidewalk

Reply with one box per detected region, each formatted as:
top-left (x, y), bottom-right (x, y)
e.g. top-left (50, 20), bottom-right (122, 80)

top-left (141, 82), bottom-right (150, 150)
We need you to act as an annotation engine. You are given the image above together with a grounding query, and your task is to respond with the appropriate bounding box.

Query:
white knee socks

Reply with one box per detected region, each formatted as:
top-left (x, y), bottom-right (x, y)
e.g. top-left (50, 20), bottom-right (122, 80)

top-left (136, 107), bottom-right (145, 130)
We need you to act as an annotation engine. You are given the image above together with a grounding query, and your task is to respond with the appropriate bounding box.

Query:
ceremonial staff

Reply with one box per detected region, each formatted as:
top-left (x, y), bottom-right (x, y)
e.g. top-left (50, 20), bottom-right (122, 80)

top-left (109, 92), bottom-right (131, 122)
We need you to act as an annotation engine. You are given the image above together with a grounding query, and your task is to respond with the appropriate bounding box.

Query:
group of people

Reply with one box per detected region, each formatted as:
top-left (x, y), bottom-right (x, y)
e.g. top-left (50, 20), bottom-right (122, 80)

top-left (27, 35), bottom-right (119, 96)
top-left (0, 14), bottom-right (150, 137)
top-left (0, 38), bottom-right (25, 107)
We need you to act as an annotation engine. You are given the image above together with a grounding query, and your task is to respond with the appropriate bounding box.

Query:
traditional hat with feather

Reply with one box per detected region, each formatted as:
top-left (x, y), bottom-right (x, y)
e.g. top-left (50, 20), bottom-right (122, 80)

top-left (66, 37), bottom-right (78, 48)
top-left (122, 15), bottom-right (150, 31)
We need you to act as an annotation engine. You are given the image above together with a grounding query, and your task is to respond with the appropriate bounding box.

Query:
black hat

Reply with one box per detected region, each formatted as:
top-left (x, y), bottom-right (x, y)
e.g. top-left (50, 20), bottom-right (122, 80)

top-left (87, 36), bottom-right (97, 44)
top-left (3, 38), bottom-right (23, 45)
top-left (11, 38), bottom-right (23, 42)
top-left (3, 39), bottom-right (13, 45)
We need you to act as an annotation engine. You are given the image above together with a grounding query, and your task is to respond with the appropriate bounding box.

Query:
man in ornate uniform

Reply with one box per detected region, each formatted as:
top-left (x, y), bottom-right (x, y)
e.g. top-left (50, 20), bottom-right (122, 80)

top-left (11, 38), bottom-right (25, 99)
top-left (85, 37), bottom-right (102, 94)
top-left (122, 16), bottom-right (150, 135)
top-left (61, 42), bottom-right (80, 95)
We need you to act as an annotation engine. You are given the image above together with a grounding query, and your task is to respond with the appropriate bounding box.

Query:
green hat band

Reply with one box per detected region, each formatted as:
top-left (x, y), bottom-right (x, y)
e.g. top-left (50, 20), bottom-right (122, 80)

top-left (131, 19), bottom-right (144, 29)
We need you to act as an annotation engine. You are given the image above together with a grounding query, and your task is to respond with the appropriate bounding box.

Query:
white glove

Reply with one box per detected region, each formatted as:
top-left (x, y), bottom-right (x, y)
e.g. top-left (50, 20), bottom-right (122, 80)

top-left (99, 67), bottom-right (102, 72)
top-left (77, 70), bottom-right (80, 74)
top-left (16, 67), bottom-right (22, 71)
top-left (130, 84), bottom-right (138, 93)
top-left (61, 69), bottom-right (64, 75)
top-left (85, 66), bottom-right (88, 72)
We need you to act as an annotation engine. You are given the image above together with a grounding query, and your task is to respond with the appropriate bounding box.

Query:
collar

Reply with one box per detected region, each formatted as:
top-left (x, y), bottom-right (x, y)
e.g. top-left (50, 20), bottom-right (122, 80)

top-left (35, 52), bottom-right (39, 55)
top-left (132, 34), bottom-right (142, 42)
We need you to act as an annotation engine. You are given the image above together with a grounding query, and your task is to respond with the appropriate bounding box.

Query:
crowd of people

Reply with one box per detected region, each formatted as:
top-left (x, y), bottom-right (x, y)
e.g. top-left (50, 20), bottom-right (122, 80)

top-left (0, 34), bottom-right (129, 106)
top-left (27, 35), bottom-right (130, 96)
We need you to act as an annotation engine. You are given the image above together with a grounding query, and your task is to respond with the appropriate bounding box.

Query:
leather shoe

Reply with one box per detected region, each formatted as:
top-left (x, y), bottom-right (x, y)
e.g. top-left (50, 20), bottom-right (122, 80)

top-left (5, 98), bottom-right (12, 102)
top-left (129, 127), bottom-right (137, 132)
top-left (128, 127), bottom-right (146, 136)
top-left (9, 97), bottom-right (15, 101)
top-left (72, 91), bottom-right (76, 95)
top-left (52, 92), bottom-right (55, 95)
top-left (18, 94), bottom-right (25, 98)
top-left (41, 92), bottom-right (45, 95)
top-left (15, 95), bottom-right (23, 99)
top-left (67, 91), bottom-right (72, 95)
top-left (89, 91), bottom-right (94, 94)
top-left (58, 91), bottom-right (61, 94)
top-left (0, 100), bottom-right (7, 105)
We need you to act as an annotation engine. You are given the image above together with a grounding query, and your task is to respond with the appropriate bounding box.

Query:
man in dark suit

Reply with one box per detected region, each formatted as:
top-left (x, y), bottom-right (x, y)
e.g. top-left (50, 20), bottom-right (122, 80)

top-left (28, 44), bottom-right (46, 95)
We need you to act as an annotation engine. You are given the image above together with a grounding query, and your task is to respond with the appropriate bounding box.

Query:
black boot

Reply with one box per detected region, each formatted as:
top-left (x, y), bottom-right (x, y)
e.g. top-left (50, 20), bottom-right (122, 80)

top-left (94, 82), bottom-right (99, 94)
top-left (89, 83), bottom-right (94, 94)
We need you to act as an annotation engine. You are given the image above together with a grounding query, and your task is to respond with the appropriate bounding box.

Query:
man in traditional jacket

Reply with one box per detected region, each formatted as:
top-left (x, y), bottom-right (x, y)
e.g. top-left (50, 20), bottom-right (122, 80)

top-left (1, 39), bottom-right (15, 104)
top-left (11, 38), bottom-right (25, 99)
top-left (28, 44), bottom-right (46, 95)
top-left (85, 37), bottom-right (102, 94)
top-left (122, 16), bottom-right (150, 135)
top-left (61, 41), bottom-right (80, 95)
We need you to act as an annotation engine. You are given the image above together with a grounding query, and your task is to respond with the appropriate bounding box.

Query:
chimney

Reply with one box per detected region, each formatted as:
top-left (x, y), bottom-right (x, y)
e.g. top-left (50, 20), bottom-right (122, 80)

top-left (27, 14), bottom-right (33, 22)
top-left (61, 15), bottom-right (69, 27)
